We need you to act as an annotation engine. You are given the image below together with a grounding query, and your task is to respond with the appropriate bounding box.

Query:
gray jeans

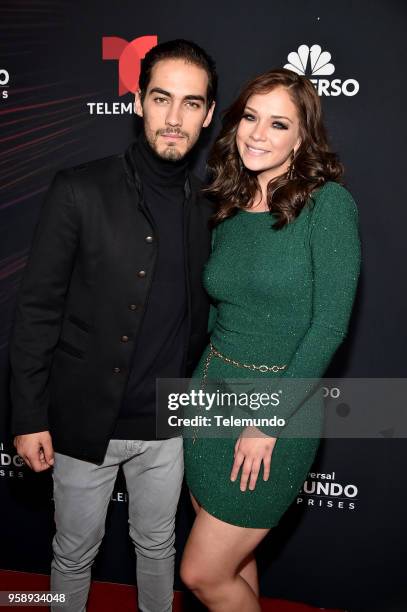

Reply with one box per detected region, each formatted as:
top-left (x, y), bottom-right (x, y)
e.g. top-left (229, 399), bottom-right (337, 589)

top-left (50, 437), bottom-right (184, 612)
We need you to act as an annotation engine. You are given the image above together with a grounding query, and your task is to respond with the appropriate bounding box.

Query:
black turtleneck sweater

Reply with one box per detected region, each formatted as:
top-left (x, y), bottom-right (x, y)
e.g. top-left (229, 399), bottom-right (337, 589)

top-left (112, 134), bottom-right (188, 440)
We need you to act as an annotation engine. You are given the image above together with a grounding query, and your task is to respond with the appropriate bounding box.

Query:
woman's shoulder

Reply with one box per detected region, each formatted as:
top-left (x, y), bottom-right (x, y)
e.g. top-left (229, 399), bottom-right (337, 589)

top-left (309, 180), bottom-right (359, 221)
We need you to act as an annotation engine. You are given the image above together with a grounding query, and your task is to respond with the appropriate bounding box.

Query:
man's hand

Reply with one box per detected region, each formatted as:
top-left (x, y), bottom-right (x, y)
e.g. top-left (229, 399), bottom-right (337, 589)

top-left (230, 426), bottom-right (277, 492)
top-left (14, 431), bottom-right (54, 472)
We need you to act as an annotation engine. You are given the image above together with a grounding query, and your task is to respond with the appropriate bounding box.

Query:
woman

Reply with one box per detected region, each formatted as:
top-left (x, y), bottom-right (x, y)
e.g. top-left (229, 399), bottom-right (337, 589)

top-left (180, 68), bottom-right (361, 611)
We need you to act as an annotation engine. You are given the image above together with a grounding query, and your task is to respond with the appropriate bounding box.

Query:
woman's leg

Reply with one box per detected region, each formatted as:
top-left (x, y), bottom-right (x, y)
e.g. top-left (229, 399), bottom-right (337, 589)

top-left (189, 492), bottom-right (259, 597)
top-left (237, 552), bottom-right (259, 597)
top-left (181, 503), bottom-right (269, 611)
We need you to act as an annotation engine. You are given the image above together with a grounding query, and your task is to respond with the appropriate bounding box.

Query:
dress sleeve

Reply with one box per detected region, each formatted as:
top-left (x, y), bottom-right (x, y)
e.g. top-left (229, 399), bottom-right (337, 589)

top-left (207, 225), bottom-right (219, 334)
top-left (259, 182), bottom-right (362, 437)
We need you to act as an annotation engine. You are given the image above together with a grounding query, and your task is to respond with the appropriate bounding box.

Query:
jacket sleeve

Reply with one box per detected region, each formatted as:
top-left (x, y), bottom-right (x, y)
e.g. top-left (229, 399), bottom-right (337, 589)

top-left (259, 182), bottom-right (362, 437)
top-left (9, 170), bottom-right (79, 435)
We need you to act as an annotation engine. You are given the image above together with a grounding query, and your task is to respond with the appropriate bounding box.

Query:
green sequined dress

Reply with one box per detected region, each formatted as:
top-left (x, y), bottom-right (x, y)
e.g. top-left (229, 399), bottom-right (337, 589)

top-left (183, 181), bottom-right (361, 528)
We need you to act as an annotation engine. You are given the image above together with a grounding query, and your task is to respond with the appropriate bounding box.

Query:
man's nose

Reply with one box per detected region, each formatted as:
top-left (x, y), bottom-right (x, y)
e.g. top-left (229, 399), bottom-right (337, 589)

top-left (165, 102), bottom-right (183, 127)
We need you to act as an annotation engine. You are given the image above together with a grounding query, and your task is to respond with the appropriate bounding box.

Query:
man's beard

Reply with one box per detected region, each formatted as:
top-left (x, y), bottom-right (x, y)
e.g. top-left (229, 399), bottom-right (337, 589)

top-left (145, 128), bottom-right (191, 162)
top-left (160, 146), bottom-right (183, 161)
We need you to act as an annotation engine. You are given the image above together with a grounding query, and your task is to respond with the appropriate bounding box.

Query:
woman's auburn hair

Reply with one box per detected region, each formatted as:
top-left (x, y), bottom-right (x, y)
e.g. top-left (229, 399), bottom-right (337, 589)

top-left (205, 68), bottom-right (344, 229)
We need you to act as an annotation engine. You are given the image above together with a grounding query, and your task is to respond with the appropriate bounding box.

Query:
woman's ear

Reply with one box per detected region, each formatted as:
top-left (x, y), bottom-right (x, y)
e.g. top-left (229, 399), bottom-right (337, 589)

top-left (294, 138), bottom-right (301, 155)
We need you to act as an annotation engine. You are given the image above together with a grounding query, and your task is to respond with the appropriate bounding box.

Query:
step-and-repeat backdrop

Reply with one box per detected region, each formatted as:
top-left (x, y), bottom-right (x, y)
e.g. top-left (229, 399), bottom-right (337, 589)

top-left (1, 1), bottom-right (406, 610)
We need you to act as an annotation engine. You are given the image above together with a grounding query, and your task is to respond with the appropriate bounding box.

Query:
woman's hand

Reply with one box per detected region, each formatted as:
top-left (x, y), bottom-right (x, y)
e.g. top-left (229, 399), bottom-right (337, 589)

top-left (230, 426), bottom-right (277, 491)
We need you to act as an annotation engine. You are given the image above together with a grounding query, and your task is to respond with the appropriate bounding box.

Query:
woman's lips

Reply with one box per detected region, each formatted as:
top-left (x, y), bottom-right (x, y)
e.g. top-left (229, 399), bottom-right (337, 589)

top-left (245, 144), bottom-right (270, 156)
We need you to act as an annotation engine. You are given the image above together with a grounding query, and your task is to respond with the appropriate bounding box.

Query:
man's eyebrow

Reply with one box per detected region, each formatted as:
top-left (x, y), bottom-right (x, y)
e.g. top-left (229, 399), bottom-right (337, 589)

top-left (149, 87), bottom-right (206, 103)
top-left (149, 87), bottom-right (172, 97)
top-left (245, 105), bottom-right (293, 123)
top-left (184, 94), bottom-right (206, 103)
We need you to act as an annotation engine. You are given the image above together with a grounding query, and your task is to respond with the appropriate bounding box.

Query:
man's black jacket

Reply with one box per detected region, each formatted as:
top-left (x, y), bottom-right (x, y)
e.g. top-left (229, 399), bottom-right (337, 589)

top-left (9, 143), bottom-right (213, 463)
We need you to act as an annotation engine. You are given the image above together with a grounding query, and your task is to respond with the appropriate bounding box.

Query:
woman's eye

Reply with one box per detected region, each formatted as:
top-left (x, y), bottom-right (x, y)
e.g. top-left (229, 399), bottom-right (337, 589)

top-left (273, 122), bottom-right (288, 130)
top-left (242, 113), bottom-right (255, 121)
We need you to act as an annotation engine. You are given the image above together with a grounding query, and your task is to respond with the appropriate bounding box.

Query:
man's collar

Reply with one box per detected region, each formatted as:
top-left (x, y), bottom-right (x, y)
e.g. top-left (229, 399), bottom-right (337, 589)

top-left (124, 135), bottom-right (192, 198)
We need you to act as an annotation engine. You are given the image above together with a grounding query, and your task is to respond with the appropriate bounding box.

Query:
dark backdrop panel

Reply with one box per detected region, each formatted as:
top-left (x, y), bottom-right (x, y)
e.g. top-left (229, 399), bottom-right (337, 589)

top-left (1, 1), bottom-right (406, 610)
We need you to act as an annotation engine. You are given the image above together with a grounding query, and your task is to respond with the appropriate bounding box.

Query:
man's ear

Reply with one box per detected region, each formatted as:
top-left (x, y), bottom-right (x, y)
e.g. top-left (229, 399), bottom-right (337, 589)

top-left (134, 90), bottom-right (144, 118)
top-left (203, 101), bottom-right (216, 128)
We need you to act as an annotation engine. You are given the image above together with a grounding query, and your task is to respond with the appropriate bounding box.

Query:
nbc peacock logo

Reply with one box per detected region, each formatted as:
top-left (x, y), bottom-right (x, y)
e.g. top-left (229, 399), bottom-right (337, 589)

top-left (284, 44), bottom-right (359, 97)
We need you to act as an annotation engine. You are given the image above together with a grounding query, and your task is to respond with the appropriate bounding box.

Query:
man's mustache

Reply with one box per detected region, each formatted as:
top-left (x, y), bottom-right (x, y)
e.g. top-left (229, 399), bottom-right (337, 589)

top-left (157, 129), bottom-right (189, 139)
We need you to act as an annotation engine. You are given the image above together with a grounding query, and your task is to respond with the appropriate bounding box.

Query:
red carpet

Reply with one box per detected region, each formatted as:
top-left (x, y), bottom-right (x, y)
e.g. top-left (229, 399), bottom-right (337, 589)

top-left (0, 570), bottom-right (345, 611)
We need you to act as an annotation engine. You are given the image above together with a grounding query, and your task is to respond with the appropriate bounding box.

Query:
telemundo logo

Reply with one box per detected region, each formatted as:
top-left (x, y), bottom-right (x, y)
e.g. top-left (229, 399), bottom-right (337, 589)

top-left (297, 471), bottom-right (358, 511)
top-left (0, 68), bottom-right (9, 100)
top-left (284, 44), bottom-right (359, 97)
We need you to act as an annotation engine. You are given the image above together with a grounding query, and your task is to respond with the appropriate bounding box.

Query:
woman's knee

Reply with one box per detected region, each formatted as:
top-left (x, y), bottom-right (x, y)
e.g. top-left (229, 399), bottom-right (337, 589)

top-left (180, 555), bottom-right (220, 592)
top-left (180, 555), bottom-right (199, 590)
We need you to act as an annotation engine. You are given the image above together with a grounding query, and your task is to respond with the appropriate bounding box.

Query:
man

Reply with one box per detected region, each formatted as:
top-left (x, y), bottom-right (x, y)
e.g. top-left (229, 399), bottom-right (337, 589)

top-left (10, 39), bottom-right (217, 612)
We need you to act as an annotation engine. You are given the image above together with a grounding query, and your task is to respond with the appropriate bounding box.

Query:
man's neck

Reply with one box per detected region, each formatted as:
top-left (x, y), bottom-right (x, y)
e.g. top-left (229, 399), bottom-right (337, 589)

top-left (133, 132), bottom-right (189, 189)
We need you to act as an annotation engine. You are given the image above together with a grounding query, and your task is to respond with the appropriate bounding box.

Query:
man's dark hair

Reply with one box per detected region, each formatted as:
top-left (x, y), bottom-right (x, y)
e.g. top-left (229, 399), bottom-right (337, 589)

top-left (139, 39), bottom-right (218, 107)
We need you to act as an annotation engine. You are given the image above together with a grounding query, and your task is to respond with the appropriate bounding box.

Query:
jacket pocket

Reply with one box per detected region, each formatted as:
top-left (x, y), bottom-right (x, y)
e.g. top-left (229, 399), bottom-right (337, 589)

top-left (68, 314), bottom-right (92, 333)
top-left (56, 339), bottom-right (85, 359)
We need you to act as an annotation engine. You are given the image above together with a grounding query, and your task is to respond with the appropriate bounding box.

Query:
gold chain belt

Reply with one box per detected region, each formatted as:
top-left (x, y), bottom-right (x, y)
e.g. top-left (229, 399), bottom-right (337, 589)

top-left (191, 343), bottom-right (287, 444)
top-left (202, 341), bottom-right (287, 386)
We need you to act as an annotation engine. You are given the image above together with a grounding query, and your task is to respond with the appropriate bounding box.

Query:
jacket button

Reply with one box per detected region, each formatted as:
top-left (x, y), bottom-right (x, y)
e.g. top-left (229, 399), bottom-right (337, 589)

top-left (129, 304), bottom-right (138, 311)
top-left (145, 235), bottom-right (154, 243)
top-left (121, 335), bottom-right (129, 342)
top-left (137, 270), bottom-right (146, 278)
top-left (112, 367), bottom-right (121, 374)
